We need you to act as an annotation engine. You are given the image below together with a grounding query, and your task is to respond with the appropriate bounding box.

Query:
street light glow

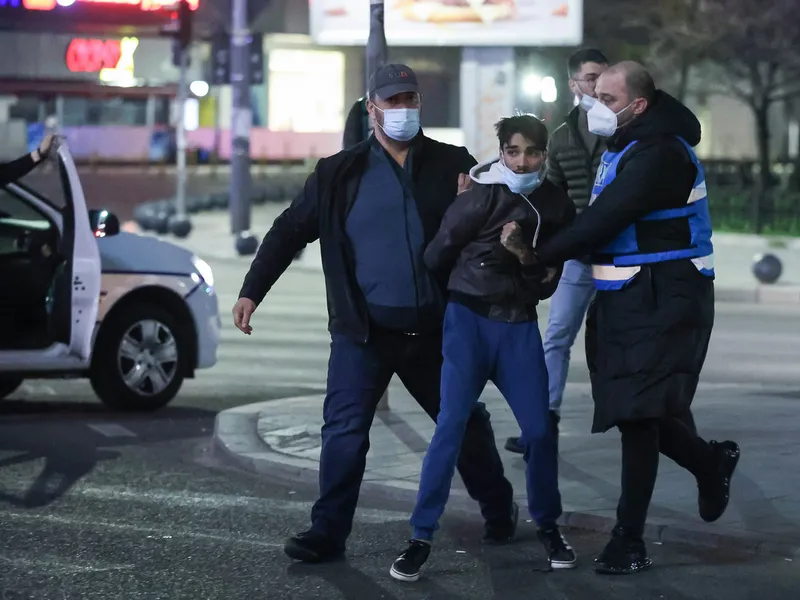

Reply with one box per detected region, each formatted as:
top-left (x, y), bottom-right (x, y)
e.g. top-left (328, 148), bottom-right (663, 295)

top-left (541, 76), bottom-right (557, 103)
top-left (190, 80), bottom-right (209, 97)
top-left (522, 74), bottom-right (542, 98)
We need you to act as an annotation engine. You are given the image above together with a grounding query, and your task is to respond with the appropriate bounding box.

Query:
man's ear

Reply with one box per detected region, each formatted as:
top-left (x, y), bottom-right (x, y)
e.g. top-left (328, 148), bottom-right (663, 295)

top-left (633, 97), bottom-right (648, 116)
top-left (568, 78), bottom-right (579, 98)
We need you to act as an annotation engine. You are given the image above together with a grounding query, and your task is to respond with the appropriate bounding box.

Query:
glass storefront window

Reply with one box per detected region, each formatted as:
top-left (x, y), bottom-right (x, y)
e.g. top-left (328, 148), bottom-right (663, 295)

top-left (154, 96), bottom-right (171, 126)
top-left (62, 96), bottom-right (147, 126)
top-left (5, 95), bottom-right (55, 124)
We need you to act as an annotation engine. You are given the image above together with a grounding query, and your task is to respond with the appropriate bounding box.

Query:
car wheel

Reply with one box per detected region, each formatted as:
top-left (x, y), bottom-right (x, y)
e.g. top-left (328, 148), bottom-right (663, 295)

top-left (0, 377), bottom-right (23, 400)
top-left (90, 303), bottom-right (188, 411)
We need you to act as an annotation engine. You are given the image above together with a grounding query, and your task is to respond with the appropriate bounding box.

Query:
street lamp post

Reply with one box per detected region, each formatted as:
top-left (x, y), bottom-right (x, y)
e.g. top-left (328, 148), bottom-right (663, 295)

top-left (229, 0), bottom-right (258, 256)
top-left (168, 0), bottom-right (193, 238)
top-left (367, 0), bottom-right (390, 412)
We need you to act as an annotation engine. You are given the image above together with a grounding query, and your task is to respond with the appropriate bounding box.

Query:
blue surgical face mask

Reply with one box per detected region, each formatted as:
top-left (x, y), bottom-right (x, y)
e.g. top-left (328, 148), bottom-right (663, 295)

top-left (375, 107), bottom-right (420, 142)
top-left (500, 160), bottom-right (544, 195)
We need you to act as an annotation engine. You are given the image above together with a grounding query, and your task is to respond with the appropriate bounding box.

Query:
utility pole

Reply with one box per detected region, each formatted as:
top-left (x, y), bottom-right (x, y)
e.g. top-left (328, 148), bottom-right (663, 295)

top-left (229, 0), bottom-right (258, 256)
top-left (366, 0), bottom-right (387, 137)
top-left (367, 0), bottom-right (391, 412)
top-left (168, 0), bottom-right (193, 239)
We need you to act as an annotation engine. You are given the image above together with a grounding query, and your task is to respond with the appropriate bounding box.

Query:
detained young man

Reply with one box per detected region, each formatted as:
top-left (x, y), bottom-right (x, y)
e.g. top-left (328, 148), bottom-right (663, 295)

top-left (389, 115), bottom-right (578, 582)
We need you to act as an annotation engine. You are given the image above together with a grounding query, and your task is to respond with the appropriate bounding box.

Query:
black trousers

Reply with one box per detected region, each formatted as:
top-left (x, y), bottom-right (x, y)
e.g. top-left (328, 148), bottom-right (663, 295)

top-left (616, 409), bottom-right (714, 539)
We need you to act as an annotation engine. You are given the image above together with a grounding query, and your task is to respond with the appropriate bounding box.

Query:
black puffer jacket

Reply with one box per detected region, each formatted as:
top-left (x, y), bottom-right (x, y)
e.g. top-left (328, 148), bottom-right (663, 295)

top-left (547, 106), bottom-right (604, 213)
top-left (536, 91), bottom-right (712, 433)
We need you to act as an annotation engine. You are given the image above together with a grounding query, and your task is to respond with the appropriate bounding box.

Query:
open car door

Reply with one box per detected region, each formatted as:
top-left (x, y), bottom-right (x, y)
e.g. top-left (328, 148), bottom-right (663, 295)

top-left (51, 143), bottom-right (101, 361)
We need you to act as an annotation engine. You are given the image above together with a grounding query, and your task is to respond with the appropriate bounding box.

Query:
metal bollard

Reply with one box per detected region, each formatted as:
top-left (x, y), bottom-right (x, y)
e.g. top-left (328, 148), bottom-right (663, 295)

top-left (376, 389), bottom-right (390, 411)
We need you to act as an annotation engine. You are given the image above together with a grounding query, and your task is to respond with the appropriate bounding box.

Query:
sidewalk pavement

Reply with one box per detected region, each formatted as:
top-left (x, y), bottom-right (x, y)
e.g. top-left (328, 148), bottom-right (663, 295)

top-left (213, 382), bottom-right (800, 558)
top-left (164, 203), bottom-right (800, 305)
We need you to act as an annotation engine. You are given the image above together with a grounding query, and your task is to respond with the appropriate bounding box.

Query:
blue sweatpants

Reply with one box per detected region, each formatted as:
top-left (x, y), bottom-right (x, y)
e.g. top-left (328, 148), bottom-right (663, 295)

top-left (410, 301), bottom-right (562, 540)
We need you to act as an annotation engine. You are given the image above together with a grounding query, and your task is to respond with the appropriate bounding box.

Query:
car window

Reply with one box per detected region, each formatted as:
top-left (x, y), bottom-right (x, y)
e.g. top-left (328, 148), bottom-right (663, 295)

top-left (18, 160), bottom-right (67, 211)
top-left (0, 188), bottom-right (50, 222)
top-left (0, 188), bottom-right (54, 256)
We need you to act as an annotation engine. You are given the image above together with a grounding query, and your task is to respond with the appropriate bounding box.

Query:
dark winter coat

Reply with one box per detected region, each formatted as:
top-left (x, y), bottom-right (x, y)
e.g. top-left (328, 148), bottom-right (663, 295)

top-left (424, 162), bottom-right (575, 322)
top-left (547, 106), bottom-right (605, 214)
top-left (0, 153), bottom-right (37, 187)
top-left (536, 91), bottom-right (715, 433)
top-left (238, 132), bottom-right (476, 343)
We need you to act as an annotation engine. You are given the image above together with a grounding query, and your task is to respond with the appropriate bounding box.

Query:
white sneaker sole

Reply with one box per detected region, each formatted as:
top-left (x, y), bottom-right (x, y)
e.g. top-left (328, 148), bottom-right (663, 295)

top-left (390, 565), bottom-right (422, 582)
top-left (551, 558), bottom-right (578, 570)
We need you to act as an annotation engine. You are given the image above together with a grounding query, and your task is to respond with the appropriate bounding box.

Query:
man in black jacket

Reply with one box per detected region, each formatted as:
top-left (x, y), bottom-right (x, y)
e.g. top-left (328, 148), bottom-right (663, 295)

top-left (389, 116), bottom-right (577, 582)
top-left (506, 48), bottom-right (608, 454)
top-left (530, 61), bottom-right (739, 575)
top-left (0, 135), bottom-right (54, 187)
top-left (232, 64), bottom-right (516, 564)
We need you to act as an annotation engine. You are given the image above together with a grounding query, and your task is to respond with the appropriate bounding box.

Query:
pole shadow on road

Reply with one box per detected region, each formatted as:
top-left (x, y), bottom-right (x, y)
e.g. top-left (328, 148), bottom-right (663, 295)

top-left (0, 399), bottom-right (216, 509)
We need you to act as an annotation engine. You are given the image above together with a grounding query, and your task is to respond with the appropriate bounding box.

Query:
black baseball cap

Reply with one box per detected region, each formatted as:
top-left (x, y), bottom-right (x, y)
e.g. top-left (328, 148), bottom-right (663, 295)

top-left (368, 63), bottom-right (420, 100)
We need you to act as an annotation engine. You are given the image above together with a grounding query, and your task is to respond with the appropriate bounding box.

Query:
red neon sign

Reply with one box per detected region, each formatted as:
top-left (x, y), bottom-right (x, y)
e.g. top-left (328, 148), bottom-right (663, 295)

top-left (21, 0), bottom-right (197, 11)
top-left (65, 38), bottom-right (122, 73)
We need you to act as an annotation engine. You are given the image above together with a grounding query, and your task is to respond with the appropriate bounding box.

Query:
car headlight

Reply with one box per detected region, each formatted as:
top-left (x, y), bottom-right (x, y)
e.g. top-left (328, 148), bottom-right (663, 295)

top-left (192, 256), bottom-right (215, 288)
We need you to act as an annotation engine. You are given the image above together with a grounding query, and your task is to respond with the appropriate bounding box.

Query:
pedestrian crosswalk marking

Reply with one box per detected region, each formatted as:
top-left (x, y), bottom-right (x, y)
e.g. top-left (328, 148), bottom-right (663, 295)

top-left (87, 423), bottom-right (137, 438)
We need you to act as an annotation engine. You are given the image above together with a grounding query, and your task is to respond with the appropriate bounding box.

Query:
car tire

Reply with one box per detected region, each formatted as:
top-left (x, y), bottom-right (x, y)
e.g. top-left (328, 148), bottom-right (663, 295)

top-left (0, 377), bottom-right (23, 400)
top-left (90, 303), bottom-right (188, 411)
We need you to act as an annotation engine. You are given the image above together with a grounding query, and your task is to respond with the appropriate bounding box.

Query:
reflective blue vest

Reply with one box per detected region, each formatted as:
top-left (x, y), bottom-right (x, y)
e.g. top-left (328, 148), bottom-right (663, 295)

top-left (590, 137), bottom-right (715, 291)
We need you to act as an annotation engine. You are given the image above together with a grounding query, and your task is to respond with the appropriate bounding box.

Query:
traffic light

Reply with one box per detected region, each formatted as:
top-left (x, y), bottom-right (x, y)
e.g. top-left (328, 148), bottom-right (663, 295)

top-left (177, 0), bottom-right (192, 50)
top-left (162, 0), bottom-right (193, 67)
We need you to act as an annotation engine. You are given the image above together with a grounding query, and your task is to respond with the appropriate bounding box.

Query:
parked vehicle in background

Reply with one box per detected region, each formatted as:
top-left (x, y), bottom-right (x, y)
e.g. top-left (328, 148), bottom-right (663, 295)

top-left (0, 143), bottom-right (220, 410)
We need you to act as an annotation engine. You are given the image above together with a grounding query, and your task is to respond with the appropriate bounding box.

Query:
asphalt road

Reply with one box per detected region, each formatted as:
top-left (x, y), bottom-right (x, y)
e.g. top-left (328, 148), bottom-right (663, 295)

top-left (1, 263), bottom-right (799, 599)
top-left (1, 429), bottom-right (798, 600)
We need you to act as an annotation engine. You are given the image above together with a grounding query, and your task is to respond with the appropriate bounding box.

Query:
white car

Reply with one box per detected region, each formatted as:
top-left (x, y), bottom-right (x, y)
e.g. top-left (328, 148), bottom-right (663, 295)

top-left (0, 143), bottom-right (220, 410)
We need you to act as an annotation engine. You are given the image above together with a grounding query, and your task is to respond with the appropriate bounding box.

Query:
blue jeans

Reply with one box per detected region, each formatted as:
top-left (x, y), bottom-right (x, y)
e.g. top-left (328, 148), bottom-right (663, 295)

top-left (410, 302), bottom-right (561, 540)
top-left (543, 259), bottom-right (596, 414)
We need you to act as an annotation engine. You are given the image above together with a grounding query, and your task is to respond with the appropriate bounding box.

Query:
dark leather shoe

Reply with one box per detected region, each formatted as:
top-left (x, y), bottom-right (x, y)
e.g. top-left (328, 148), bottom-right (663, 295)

top-left (284, 531), bottom-right (345, 563)
top-left (504, 436), bottom-right (525, 454)
top-left (482, 502), bottom-right (519, 545)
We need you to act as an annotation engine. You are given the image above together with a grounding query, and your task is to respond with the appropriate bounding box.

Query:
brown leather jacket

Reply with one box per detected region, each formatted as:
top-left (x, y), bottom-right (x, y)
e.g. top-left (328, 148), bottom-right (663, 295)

top-left (424, 165), bottom-right (575, 315)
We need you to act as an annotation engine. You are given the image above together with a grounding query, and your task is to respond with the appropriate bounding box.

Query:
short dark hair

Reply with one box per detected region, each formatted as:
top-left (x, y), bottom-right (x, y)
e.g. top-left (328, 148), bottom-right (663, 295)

top-left (495, 115), bottom-right (548, 151)
top-left (625, 67), bottom-right (656, 104)
top-left (567, 48), bottom-right (609, 78)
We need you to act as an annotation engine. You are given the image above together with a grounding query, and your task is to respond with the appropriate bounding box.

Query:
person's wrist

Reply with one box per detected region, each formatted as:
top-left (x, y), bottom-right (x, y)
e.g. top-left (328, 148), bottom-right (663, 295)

top-left (31, 149), bottom-right (41, 163)
top-left (518, 248), bottom-right (537, 265)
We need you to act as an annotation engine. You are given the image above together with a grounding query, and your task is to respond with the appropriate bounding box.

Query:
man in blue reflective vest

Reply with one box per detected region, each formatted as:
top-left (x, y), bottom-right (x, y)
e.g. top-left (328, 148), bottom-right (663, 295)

top-left (528, 62), bottom-right (741, 575)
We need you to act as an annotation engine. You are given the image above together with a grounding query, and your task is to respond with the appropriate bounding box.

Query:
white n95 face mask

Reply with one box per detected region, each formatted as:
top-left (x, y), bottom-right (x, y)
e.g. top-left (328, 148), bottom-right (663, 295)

top-left (587, 100), bottom-right (633, 137)
top-left (579, 94), bottom-right (597, 112)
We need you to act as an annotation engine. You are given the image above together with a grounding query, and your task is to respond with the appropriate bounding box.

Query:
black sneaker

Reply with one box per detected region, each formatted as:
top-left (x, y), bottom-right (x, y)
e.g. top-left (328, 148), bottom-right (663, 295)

top-left (698, 440), bottom-right (741, 522)
top-left (483, 501), bottom-right (519, 545)
top-left (537, 526), bottom-right (577, 569)
top-left (284, 531), bottom-right (345, 563)
top-left (594, 533), bottom-right (652, 575)
top-left (390, 539), bottom-right (431, 582)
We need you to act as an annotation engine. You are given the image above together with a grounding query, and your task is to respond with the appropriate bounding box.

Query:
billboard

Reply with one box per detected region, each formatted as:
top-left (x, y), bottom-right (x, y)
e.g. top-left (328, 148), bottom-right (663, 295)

top-left (309, 0), bottom-right (582, 47)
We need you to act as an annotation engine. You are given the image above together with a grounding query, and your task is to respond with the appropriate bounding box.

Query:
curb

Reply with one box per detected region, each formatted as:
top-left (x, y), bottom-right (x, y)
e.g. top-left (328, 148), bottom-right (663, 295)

top-left (212, 400), bottom-right (800, 560)
top-left (715, 285), bottom-right (800, 305)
